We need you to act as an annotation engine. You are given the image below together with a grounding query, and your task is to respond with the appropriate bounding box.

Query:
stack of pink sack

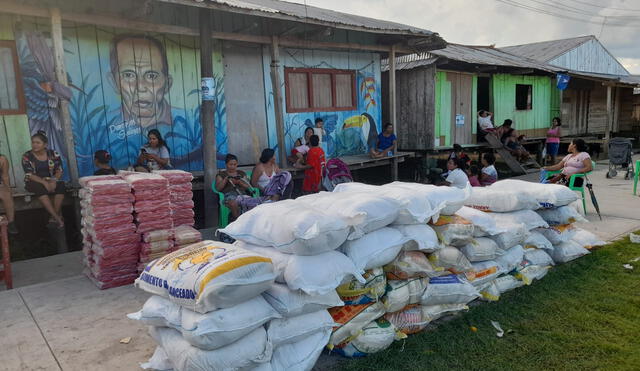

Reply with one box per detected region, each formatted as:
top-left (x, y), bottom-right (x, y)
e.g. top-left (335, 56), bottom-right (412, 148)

top-left (138, 229), bottom-right (176, 273)
top-left (125, 173), bottom-right (173, 234)
top-left (154, 170), bottom-right (195, 227)
top-left (172, 225), bottom-right (202, 249)
top-left (79, 176), bottom-right (140, 289)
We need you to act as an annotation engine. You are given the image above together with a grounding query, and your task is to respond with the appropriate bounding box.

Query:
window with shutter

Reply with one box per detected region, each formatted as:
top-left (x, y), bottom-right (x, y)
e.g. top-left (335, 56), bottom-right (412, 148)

top-left (284, 68), bottom-right (356, 113)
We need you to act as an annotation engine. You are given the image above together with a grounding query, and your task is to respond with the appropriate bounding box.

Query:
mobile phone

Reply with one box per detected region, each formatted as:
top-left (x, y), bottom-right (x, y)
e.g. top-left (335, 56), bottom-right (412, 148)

top-left (140, 148), bottom-right (147, 154)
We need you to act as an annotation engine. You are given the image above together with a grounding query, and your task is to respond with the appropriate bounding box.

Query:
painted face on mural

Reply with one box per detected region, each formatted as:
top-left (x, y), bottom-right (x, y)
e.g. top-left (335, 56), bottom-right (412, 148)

top-left (113, 37), bottom-right (172, 128)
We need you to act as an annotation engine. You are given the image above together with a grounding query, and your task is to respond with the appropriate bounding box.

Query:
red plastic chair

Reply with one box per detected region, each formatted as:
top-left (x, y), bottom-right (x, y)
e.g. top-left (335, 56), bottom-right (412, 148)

top-left (0, 216), bottom-right (12, 289)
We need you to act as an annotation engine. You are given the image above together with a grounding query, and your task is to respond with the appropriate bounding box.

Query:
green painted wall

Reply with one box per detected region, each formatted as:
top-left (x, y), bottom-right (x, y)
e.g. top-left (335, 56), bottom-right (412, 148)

top-left (472, 75), bottom-right (478, 135)
top-left (492, 74), bottom-right (555, 130)
top-left (435, 71), bottom-right (452, 146)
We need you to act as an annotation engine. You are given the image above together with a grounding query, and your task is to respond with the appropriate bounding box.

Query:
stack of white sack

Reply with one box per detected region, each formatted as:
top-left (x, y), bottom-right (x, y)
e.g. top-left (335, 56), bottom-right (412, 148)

top-left (138, 229), bottom-right (174, 273)
top-left (125, 173), bottom-right (173, 234)
top-left (131, 240), bottom-right (281, 371)
top-left (153, 170), bottom-right (195, 227)
top-left (79, 176), bottom-right (140, 289)
top-left (218, 199), bottom-right (361, 368)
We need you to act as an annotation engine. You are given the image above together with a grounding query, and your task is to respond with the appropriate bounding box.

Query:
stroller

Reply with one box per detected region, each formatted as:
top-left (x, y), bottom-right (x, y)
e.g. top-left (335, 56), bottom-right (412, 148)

top-left (322, 158), bottom-right (353, 191)
top-left (606, 137), bottom-right (635, 179)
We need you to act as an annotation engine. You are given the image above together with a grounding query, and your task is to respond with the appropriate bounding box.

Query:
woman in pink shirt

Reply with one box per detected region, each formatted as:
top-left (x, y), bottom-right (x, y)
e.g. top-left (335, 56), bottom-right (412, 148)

top-left (542, 139), bottom-right (592, 186)
top-left (545, 117), bottom-right (562, 165)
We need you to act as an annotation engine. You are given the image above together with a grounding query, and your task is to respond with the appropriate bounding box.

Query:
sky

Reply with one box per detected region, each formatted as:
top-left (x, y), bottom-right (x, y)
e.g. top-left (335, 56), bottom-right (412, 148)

top-left (288, 0), bottom-right (640, 74)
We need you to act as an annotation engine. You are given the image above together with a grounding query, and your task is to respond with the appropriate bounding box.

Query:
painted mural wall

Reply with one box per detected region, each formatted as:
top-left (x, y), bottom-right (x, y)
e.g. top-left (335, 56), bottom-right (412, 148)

top-left (262, 47), bottom-right (382, 158)
top-left (13, 19), bottom-right (228, 177)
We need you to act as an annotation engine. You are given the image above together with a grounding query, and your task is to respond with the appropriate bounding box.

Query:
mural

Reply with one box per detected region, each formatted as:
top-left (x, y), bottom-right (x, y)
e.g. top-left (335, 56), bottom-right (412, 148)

top-left (15, 22), bottom-right (227, 177)
top-left (280, 71), bottom-right (382, 159)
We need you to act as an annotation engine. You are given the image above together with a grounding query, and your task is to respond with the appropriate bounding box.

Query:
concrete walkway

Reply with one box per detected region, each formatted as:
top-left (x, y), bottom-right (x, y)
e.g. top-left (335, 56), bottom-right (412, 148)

top-left (1, 158), bottom-right (639, 371)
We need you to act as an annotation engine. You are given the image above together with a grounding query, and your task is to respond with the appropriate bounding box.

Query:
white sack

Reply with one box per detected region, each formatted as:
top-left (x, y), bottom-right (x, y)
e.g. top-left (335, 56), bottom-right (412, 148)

top-left (262, 283), bottom-right (343, 318)
top-left (337, 268), bottom-right (387, 305)
top-left (236, 242), bottom-right (290, 283)
top-left (466, 260), bottom-right (501, 287)
top-left (341, 227), bottom-right (405, 271)
top-left (524, 231), bottom-right (554, 251)
top-left (465, 186), bottom-right (539, 212)
top-left (573, 228), bottom-right (606, 249)
top-left (267, 310), bottom-right (335, 347)
top-left (430, 215), bottom-right (475, 247)
top-left (460, 238), bottom-right (500, 262)
top-left (328, 301), bottom-right (386, 346)
top-left (334, 319), bottom-right (402, 358)
top-left (393, 224), bottom-right (441, 252)
top-left (128, 295), bottom-right (280, 350)
top-left (297, 191), bottom-right (401, 239)
top-left (536, 206), bottom-right (587, 225)
top-left (514, 265), bottom-right (551, 284)
top-left (284, 251), bottom-right (364, 296)
top-left (490, 224), bottom-right (527, 250)
top-left (455, 206), bottom-right (505, 236)
top-left (493, 275), bottom-right (525, 294)
top-left (536, 225), bottom-right (577, 245)
top-left (149, 326), bottom-right (271, 371)
top-left (490, 179), bottom-right (579, 208)
top-left (428, 246), bottom-right (473, 273)
top-left (478, 281), bottom-right (501, 301)
top-left (421, 275), bottom-right (479, 306)
top-left (384, 251), bottom-right (445, 280)
top-left (270, 327), bottom-right (330, 371)
top-left (487, 210), bottom-right (549, 231)
top-left (551, 240), bottom-right (590, 263)
top-left (135, 241), bottom-right (276, 313)
top-left (523, 248), bottom-right (555, 267)
top-left (382, 277), bottom-right (429, 313)
top-left (495, 245), bottom-right (525, 273)
top-left (220, 199), bottom-right (350, 255)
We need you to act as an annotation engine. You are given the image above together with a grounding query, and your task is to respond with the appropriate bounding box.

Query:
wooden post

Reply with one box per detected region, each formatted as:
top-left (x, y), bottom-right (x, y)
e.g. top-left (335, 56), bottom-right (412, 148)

top-left (50, 8), bottom-right (79, 187)
top-left (199, 9), bottom-right (217, 228)
top-left (270, 36), bottom-right (287, 167)
top-left (388, 45), bottom-right (398, 180)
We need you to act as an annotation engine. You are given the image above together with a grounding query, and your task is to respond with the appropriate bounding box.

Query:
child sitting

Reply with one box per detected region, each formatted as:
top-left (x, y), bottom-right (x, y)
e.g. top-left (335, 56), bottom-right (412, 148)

top-left (93, 150), bottom-right (116, 175)
top-left (290, 143), bottom-right (310, 169)
top-left (467, 164), bottom-right (482, 187)
top-left (302, 135), bottom-right (325, 194)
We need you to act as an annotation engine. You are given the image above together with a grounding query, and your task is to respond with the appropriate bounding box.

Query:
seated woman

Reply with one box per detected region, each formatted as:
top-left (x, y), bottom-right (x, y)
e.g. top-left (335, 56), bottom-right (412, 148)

top-left (136, 129), bottom-right (171, 171)
top-left (215, 154), bottom-right (251, 220)
top-left (480, 152), bottom-right (498, 186)
top-left (289, 127), bottom-right (314, 168)
top-left (438, 158), bottom-right (469, 189)
top-left (93, 150), bottom-right (117, 175)
top-left (22, 131), bottom-right (65, 228)
top-left (370, 123), bottom-right (397, 159)
top-left (236, 149), bottom-right (293, 213)
top-left (541, 139), bottom-right (592, 186)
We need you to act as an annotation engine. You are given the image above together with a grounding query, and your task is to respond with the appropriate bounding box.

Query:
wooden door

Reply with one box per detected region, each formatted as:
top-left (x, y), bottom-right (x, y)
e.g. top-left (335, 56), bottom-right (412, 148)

top-left (447, 72), bottom-right (474, 145)
top-left (223, 43), bottom-right (269, 164)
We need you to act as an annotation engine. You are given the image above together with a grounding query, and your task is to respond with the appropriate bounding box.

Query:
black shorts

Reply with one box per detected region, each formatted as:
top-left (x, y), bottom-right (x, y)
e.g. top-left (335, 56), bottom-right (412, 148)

top-left (26, 181), bottom-right (66, 197)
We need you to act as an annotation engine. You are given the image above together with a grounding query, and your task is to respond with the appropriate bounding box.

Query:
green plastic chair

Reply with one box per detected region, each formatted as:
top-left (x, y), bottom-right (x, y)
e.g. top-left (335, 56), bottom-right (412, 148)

top-left (213, 170), bottom-right (260, 228)
top-left (546, 160), bottom-right (595, 214)
top-left (633, 160), bottom-right (639, 196)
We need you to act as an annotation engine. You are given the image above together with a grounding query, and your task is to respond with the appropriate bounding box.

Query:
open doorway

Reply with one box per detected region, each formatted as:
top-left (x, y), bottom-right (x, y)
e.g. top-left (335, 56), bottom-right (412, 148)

top-left (476, 76), bottom-right (491, 142)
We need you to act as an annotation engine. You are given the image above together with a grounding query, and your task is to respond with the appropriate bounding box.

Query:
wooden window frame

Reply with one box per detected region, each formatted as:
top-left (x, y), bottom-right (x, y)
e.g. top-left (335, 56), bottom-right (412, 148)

top-left (0, 40), bottom-right (26, 115)
top-left (284, 67), bottom-right (357, 113)
top-left (515, 83), bottom-right (533, 111)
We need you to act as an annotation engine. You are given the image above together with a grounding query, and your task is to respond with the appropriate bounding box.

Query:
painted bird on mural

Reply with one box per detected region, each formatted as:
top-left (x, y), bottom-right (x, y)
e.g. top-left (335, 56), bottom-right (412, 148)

top-left (360, 77), bottom-right (377, 111)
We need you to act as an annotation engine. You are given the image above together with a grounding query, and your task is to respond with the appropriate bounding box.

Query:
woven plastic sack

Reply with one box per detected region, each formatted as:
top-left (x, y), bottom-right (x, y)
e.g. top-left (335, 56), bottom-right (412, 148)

top-left (297, 191), bottom-right (401, 239)
top-left (333, 318), bottom-right (405, 358)
top-left (284, 251), bottom-right (365, 296)
top-left (421, 275), bottom-right (479, 306)
top-left (382, 277), bottom-right (429, 313)
top-left (551, 240), bottom-right (589, 263)
top-left (465, 186), bottom-right (539, 212)
top-left (490, 179), bottom-right (579, 209)
top-left (149, 326), bottom-right (271, 371)
top-left (572, 228), bottom-right (606, 250)
top-left (269, 327), bottom-right (330, 371)
top-left (478, 281), bottom-right (500, 302)
top-left (537, 206), bottom-right (587, 226)
top-left (465, 260), bottom-right (501, 287)
top-left (337, 268), bottom-right (387, 305)
top-left (524, 231), bottom-right (554, 251)
top-left (143, 229), bottom-right (173, 243)
top-left (489, 224), bottom-right (527, 250)
top-left (328, 301), bottom-right (386, 347)
top-left (235, 242), bottom-right (290, 283)
top-left (384, 251), bottom-right (445, 280)
top-left (513, 265), bottom-right (551, 285)
top-left (393, 224), bottom-right (442, 252)
top-left (141, 347), bottom-right (173, 371)
top-left (262, 283), bottom-right (343, 318)
top-left (428, 247), bottom-right (473, 274)
top-left (524, 248), bottom-right (555, 266)
top-left (341, 227), bottom-right (405, 271)
top-left (267, 309), bottom-right (335, 347)
top-left (536, 224), bottom-right (577, 245)
top-left (487, 210), bottom-right (549, 231)
top-left (455, 206), bottom-right (505, 236)
top-left (173, 225), bottom-right (202, 245)
top-left (128, 295), bottom-right (280, 350)
top-left (430, 215), bottom-right (474, 247)
top-left (494, 275), bottom-right (525, 294)
top-left (135, 240), bottom-right (276, 313)
top-left (220, 199), bottom-right (350, 255)
top-left (495, 245), bottom-right (525, 273)
top-left (460, 238), bottom-right (500, 262)
top-left (385, 304), bottom-right (467, 335)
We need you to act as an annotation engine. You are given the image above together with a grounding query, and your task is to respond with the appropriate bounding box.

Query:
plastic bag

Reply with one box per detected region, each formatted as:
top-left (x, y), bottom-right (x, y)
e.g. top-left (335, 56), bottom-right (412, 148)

top-left (431, 215), bottom-right (475, 247)
top-left (328, 301), bottom-right (386, 347)
top-left (284, 251), bottom-right (365, 296)
top-left (220, 200), bottom-right (350, 255)
top-left (421, 275), bottom-right (479, 306)
top-left (393, 224), bottom-right (442, 252)
top-left (428, 247), bottom-right (473, 273)
top-left (337, 268), bottom-right (387, 305)
top-left (382, 277), bottom-right (429, 313)
top-left (262, 283), bottom-right (343, 318)
top-left (341, 227), bottom-right (406, 271)
top-left (296, 191), bottom-right (401, 239)
top-left (135, 241), bottom-right (276, 313)
top-left (384, 251), bottom-right (445, 280)
top-left (460, 238), bottom-right (499, 262)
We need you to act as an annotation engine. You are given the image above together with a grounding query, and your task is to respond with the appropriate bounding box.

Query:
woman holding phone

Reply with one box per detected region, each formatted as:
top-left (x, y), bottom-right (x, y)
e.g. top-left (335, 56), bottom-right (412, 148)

top-left (136, 129), bottom-right (171, 171)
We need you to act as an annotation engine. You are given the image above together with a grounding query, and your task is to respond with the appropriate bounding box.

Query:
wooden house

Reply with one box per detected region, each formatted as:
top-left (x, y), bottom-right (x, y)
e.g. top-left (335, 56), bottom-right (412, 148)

top-left (0, 0), bottom-right (445, 222)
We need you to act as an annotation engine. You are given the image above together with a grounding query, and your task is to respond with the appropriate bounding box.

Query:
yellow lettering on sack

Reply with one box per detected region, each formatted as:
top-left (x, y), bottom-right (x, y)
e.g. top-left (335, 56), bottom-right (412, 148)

top-left (197, 256), bottom-right (272, 297)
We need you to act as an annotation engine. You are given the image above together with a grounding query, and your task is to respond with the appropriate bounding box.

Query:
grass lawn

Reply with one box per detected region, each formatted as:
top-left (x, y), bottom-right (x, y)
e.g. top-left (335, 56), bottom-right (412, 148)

top-left (342, 233), bottom-right (640, 371)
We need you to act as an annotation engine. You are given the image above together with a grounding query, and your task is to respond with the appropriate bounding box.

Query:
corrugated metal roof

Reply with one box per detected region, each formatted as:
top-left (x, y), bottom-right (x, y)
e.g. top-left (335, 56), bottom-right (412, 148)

top-left (499, 35), bottom-right (594, 62)
top-left (382, 44), bottom-right (563, 72)
top-left (202, 0), bottom-right (442, 38)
